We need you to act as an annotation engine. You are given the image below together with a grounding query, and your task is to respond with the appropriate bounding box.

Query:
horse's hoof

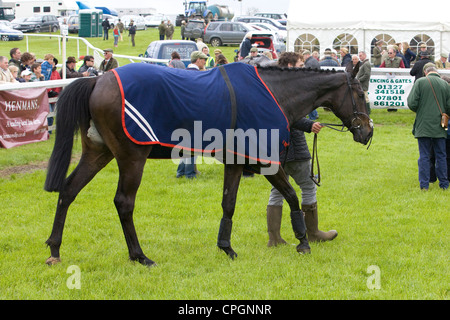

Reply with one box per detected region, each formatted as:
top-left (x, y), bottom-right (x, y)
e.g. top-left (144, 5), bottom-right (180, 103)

top-left (46, 256), bottom-right (61, 265)
top-left (140, 257), bottom-right (157, 268)
top-left (296, 243), bottom-right (311, 255)
top-left (219, 246), bottom-right (238, 260)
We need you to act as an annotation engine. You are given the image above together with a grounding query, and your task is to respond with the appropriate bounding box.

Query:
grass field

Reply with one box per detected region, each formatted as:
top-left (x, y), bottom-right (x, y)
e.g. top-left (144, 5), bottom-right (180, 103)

top-left (0, 30), bottom-right (448, 301)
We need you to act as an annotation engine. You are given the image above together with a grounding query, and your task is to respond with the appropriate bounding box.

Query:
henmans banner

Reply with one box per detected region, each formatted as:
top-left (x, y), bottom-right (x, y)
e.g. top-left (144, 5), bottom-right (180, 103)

top-left (0, 88), bottom-right (49, 149)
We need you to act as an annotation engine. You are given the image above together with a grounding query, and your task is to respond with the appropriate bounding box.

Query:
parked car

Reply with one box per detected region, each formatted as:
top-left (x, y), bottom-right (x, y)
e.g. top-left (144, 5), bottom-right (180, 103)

top-left (10, 17), bottom-right (27, 28)
top-left (254, 13), bottom-right (287, 26)
top-left (0, 21), bottom-right (24, 41)
top-left (142, 40), bottom-right (198, 67)
top-left (67, 14), bottom-right (79, 33)
top-left (120, 15), bottom-right (146, 30)
top-left (12, 14), bottom-right (60, 33)
top-left (204, 21), bottom-right (254, 47)
top-left (144, 14), bottom-right (168, 27)
top-left (234, 16), bottom-right (286, 31)
top-left (248, 22), bottom-right (286, 43)
top-left (240, 31), bottom-right (284, 59)
top-left (184, 19), bottom-right (205, 40)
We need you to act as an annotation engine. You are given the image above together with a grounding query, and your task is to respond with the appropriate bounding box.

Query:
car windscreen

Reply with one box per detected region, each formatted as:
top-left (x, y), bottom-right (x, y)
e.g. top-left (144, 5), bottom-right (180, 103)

top-left (160, 44), bottom-right (197, 60)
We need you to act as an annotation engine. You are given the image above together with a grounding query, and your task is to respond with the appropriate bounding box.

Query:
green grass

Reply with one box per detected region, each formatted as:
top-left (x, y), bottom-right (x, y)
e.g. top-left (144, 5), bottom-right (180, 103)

top-left (0, 109), bottom-right (448, 300)
top-left (0, 27), bottom-right (239, 67)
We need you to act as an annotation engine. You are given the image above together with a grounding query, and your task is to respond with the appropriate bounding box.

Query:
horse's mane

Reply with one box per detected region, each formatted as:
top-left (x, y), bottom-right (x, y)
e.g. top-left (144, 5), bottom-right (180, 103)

top-left (256, 66), bottom-right (344, 74)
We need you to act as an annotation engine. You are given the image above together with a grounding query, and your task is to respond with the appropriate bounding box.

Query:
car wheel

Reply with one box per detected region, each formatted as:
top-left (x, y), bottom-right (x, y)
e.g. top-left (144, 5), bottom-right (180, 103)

top-left (1, 35), bottom-right (9, 41)
top-left (35, 27), bottom-right (40, 33)
top-left (210, 37), bottom-right (222, 47)
top-left (52, 26), bottom-right (58, 33)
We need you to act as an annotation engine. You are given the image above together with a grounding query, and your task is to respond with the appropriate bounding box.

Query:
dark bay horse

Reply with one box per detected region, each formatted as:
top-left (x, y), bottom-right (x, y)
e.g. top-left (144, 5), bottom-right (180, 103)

top-left (44, 63), bottom-right (373, 267)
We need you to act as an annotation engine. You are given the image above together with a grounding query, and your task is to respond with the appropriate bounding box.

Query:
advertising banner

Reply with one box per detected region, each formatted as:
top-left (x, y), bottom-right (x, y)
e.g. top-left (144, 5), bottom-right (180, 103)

top-left (0, 88), bottom-right (49, 149)
top-left (368, 74), bottom-right (414, 110)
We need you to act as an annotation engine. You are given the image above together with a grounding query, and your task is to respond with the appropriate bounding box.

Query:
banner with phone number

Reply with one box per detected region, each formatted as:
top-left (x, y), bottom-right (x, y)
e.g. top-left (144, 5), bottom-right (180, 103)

top-left (368, 75), bottom-right (414, 109)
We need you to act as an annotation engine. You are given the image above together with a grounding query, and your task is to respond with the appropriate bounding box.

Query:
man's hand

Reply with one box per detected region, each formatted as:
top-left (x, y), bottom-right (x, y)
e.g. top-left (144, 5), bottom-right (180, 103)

top-left (311, 122), bottom-right (322, 134)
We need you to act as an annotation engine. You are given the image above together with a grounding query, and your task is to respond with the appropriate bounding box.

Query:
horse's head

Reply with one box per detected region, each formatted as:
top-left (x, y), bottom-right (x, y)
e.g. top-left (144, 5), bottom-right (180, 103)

top-left (324, 65), bottom-right (373, 145)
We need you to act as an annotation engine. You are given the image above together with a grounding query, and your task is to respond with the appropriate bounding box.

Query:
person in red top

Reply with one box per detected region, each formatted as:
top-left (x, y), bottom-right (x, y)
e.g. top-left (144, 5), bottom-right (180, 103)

top-left (379, 46), bottom-right (405, 68)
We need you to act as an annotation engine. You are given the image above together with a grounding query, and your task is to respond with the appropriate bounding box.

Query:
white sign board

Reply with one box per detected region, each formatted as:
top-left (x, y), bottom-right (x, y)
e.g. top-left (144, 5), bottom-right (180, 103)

top-left (368, 74), bottom-right (414, 109)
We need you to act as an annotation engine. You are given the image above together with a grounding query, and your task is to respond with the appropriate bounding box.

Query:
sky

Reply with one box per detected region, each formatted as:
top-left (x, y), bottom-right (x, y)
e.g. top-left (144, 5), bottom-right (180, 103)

top-left (84, 0), bottom-right (290, 16)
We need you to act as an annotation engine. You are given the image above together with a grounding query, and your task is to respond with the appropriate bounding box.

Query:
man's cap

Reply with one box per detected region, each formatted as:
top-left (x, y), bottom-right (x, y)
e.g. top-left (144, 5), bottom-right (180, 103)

top-left (21, 70), bottom-right (32, 76)
top-left (103, 48), bottom-right (113, 53)
top-left (302, 50), bottom-right (311, 55)
top-left (214, 49), bottom-right (222, 54)
top-left (190, 51), bottom-right (208, 61)
top-left (440, 52), bottom-right (448, 58)
top-left (250, 47), bottom-right (258, 52)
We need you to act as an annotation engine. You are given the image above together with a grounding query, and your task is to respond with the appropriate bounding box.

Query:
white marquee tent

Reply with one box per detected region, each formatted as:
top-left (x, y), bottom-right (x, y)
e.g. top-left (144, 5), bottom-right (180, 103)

top-left (286, 1), bottom-right (450, 60)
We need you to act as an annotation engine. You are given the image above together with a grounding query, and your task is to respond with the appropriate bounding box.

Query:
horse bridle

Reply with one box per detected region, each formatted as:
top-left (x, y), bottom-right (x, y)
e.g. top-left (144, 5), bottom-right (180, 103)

top-left (321, 72), bottom-right (372, 132)
top-left (310, 72), bottom-right (373, 186)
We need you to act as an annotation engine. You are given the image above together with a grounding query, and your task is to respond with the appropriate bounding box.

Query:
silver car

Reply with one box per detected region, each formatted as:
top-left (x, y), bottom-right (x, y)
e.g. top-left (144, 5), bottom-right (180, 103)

top-left (204, 21), bottom-right (254, 47)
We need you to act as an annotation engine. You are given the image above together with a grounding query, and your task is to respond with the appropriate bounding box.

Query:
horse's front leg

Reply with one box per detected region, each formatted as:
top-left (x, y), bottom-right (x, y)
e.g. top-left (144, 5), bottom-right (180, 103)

top-left (264, 166), bottom-right (311, 254)
top-left (217, 164), bottom-right (244, 259)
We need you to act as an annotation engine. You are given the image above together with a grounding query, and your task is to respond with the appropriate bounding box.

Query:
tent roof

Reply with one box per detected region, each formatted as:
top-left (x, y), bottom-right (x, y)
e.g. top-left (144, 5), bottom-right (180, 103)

top-left (287, 1), bottom-right (449, 31)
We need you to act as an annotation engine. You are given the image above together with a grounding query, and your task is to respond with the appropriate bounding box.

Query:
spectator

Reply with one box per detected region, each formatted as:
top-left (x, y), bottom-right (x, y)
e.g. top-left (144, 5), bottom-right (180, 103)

top-left (128, 21), bottom-right (136, 47)
top-left (102, 18), bottom-right (110, 40)
top-left (402, 42), bottom-right (416, 68)
top-left (0, 55), bottom-right (17, 83)
top-left (19, 69), bottom-right (32, 82)
top-left (117, 19), bottom-right (124, 41)
top-left (176, 51), bottom-right (208, 179)
top-left (99, 49), bottom-right (118, 73)
top-left (266, 51), bottom-right (337, 246)
top-left (312, 50), bottom-right (320, 61)
top-left (60, 56), bottom-right (88, 78)
top-left (214, 54), bottom-right (229, 67)
top-left (372, 40), bottom-right (384, 67)
top-left (47, 58), bottom-right (62, 133)
top-left (345, 54), bottom-right (360, 72)
top-left (200, 45), bottom-right (214, 69)
top-left (78, 55), bottom-right (98, 76)
top-left (158, 20), bottom-right (166, 40)
top-left (165, 20), bottom-right (174, 40)
top-left (416, 43), bottom-right (433, 62)
top-left (30, 62), bottom-right (44, 82)
top-left (340, 47), bottom-right (352, 67)
top-left (113, 25), bottom-right (120, 47)
top-left (356, 51), bottom-right (372, 114)
top-left (303, 50), bottom-right (320, 70)
top-left (319, 48), bottom-right (339, 67)
top-left (395, 42), bottom-right (408, 67)
top-left (239, 33), bottom-right (252, 59)
top-left (435, 53), bottom-right (450, 69)
top-left (168, 51), bottom-right (185, 69)
top-left (410, 51), bottom-right (432, 82)
top-left (40, 53), bottom-right (55, 81)
top-left (19, 52), bottom-right (34, 73)
top-left (8, 65), bottom-right (20, 81)
top-left (304, 50), bottom-right (321, 120)
top-left (8, 47), bottom-right (21, 69)
top-left (380, 46), bottom-right (405, 68)
top-left (180, 20), bottom-right (186, 40)
top-left (407, 65), bottom-right (450, 190)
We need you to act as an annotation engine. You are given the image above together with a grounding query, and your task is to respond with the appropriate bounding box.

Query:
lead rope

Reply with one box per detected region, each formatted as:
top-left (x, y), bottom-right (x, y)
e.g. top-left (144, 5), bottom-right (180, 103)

top-left (310, 133), bottom-right (321, 186)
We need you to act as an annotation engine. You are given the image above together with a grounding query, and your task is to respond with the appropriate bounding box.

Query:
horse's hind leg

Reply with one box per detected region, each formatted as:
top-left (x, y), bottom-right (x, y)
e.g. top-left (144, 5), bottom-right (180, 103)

top-left (114, 154), bottom-right (155, 267)
top-left (46, 146), bottom-right (114, 265)
top-left (217, 164), bottom-right (244, 259)
top-left (264, 167), bottom-right (311, 254)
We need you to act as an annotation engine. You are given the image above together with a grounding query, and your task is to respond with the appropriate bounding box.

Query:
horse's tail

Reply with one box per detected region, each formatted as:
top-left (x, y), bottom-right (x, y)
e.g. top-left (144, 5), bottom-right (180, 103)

top-left (44, 77), bottom-right (97, 192)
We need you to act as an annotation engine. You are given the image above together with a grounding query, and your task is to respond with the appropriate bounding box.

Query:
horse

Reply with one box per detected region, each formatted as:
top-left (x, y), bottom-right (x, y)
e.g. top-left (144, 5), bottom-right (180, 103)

top-left (44, 62), bottom-right (373, 267)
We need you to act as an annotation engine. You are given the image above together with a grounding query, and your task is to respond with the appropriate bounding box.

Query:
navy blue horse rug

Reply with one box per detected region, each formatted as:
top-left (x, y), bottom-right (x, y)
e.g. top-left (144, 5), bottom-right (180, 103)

top-left (112, 63), bottom-right (289, 165)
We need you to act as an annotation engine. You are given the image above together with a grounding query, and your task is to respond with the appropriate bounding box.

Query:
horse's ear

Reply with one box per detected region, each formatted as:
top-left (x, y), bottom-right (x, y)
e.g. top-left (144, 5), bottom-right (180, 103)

top-left (351, 62), bottom-right (360, 79)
